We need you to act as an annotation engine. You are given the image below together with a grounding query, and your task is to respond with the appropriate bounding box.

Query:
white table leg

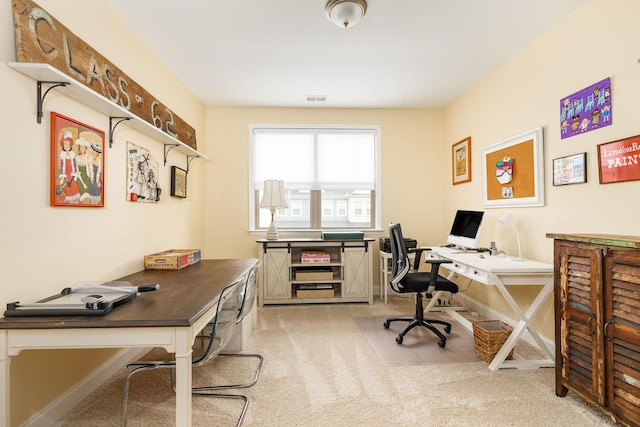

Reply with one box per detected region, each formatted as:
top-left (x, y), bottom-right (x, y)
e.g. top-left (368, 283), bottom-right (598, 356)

top-left (379, 259), bottom-right (385, 303)
top-left (379, 252), bottom-right (390, 304)
top-left (520, 277), bottom-right (556, 361)
top-left (488, 275), bottom-right (555, 371)
top-left (0, 332), bottom-right (9, 427)
top-left (174, 329), bottom-right (193, 427)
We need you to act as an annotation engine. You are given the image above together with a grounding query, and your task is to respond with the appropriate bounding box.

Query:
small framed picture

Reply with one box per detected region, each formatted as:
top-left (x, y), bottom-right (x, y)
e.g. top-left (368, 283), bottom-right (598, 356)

top-left (171, 166), bottom-right (187, 198)
top-left (452, 137), bottom-right (471, 185)
top-left (598, 135), bottom-right (640, 184)
top-left (50, 112), bottom-right (105, 207)
top-left (553, 152), bottom-right (587, 186)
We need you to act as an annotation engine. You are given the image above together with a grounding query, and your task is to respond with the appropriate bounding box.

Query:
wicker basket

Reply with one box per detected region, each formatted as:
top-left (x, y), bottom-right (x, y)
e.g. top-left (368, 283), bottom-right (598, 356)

top-left (472, 320), bottom-right (514, 363)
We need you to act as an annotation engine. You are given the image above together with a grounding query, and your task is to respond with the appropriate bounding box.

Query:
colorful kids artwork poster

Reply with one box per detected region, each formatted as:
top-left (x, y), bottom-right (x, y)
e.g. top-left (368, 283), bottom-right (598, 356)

top-left (560, 77), bottom-right (612, 139)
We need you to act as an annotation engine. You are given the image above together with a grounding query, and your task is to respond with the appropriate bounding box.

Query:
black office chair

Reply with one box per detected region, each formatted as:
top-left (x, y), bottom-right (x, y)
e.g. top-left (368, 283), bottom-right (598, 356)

top-left (383, 223), bottom-right (459, 348)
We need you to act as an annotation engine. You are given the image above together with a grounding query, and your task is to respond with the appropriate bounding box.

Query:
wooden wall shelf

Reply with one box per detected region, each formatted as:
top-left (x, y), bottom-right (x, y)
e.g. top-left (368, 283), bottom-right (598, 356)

top-left (9, 62), bottom-right (206, 163)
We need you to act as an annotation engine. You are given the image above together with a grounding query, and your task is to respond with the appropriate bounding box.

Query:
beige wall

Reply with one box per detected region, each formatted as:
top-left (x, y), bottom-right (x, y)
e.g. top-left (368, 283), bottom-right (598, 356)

top-left (202, 107), bottom-right (448, 260)
top-left (0, 1), bottom-right (205, 424)
top-left (444, 0), bottom-right (640, 338)
top-left (3, 0), bottom-right (640, 424)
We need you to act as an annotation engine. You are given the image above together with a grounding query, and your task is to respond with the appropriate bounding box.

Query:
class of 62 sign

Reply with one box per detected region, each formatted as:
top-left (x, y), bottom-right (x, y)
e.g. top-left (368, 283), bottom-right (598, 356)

top-left (12, 0), bottom-right (197, 149)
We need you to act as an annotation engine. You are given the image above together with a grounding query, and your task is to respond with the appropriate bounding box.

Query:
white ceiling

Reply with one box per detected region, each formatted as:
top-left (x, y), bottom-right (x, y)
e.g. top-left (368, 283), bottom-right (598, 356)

top-left (107, 0), bottom-right (587, 109)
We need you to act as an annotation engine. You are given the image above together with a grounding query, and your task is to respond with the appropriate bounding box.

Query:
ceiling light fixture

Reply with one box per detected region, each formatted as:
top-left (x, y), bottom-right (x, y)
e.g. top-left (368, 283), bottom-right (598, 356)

top-left (325, 0), bottom-right (367, 29)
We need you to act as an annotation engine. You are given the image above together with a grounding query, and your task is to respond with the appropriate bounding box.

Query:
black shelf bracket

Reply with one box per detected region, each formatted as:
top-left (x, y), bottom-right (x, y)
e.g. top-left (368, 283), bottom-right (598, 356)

top-left (37, 81), bottom-right (69, 123)
top-left (163, 143), bottom-right (180, 165)
top-left (108, 117), bottom-right (132, 148)
top-left (186, 155), bottom-right (201, 173)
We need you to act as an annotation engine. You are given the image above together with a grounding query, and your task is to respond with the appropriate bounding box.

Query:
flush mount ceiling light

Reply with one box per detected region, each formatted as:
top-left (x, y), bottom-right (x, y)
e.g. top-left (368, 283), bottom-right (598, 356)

top-left (325, 0), bottom-right (367, 28)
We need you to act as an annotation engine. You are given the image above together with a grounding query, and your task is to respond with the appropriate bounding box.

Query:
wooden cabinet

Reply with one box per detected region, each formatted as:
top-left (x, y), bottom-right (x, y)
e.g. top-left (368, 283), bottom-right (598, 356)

top-left (257, 238), bottom-right (373, 306)
top-left (548, 233), bottom-right (640, 427)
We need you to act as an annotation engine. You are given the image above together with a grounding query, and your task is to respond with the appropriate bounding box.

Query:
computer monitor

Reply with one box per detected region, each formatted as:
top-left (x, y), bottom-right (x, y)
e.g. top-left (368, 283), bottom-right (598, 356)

top-left (446, 210), bottom-right (484, 249)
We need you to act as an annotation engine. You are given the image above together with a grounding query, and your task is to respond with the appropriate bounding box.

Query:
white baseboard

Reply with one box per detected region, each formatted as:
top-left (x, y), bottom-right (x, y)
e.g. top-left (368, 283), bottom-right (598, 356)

top-left (453, 293), bottom-right (555, 354)
top-left (24, 347), bottom-right (144, 427)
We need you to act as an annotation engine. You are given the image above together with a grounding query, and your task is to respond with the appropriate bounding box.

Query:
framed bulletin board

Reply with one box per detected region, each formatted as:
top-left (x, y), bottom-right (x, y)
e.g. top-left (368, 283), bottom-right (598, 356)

top-left (481, 128), bottom-right (544, 208)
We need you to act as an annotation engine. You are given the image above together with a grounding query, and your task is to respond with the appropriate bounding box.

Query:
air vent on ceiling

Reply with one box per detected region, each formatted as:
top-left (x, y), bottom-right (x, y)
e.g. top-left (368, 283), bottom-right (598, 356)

top-left (306, 95), bottom-right (327, 102)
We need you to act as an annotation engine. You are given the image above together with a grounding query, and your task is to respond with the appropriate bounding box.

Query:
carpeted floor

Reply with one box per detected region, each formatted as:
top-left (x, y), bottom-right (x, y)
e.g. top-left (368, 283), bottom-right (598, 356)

top-left (353, 314), bottom-right (480, 366)
top-left (59, 295), bottom-right (617, 426)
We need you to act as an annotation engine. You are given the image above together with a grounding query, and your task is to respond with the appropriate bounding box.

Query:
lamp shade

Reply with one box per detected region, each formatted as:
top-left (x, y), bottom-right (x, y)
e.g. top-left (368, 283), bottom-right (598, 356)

top-left (325, 0), bottom-right (367, 28)
top-left (499, 213), bottom-right (513, 225)
top-left (498, 212), bottom-right (522, 259)
top-left (259, 180), bottom-right (288, 209)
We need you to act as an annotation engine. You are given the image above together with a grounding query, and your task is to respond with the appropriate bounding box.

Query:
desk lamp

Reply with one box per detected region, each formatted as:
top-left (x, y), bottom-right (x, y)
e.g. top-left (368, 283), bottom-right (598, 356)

top-left (498, 213), bottom-right (523, 260)
top-left (259, 179), bottom-right (288, 240)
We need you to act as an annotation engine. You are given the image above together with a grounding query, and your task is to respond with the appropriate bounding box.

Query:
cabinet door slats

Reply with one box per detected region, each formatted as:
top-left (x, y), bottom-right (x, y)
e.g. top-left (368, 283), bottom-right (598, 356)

top-left (553, 236), bottom-right (640, 426)
top-left (605, 250), bottom-right (640, 426)
top-left (568, 347), bottom-right (593, 370)
top-left (612, 304), bottom-right (640, 326)
top-left (557, 245), bottom-right (604, 404)
top-left (612, 286), bottom-right (640, 310)
top-left (568, 332), bottom-right (591, 349)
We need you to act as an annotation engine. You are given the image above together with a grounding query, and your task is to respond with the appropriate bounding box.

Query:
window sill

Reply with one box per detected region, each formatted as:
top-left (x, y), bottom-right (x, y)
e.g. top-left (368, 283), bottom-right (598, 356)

top-left (249, 229), bottom-right (384, 238)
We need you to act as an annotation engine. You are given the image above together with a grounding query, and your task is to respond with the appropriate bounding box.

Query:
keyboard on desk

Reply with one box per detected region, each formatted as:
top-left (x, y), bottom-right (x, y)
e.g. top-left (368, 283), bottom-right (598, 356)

top-left (436, 246), bottom-right (461, 254)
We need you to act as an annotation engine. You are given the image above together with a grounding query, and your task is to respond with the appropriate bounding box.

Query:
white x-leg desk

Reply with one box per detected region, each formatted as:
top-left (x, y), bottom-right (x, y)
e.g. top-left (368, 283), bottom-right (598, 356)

top-left (425, 248), bottom-right (555, 371)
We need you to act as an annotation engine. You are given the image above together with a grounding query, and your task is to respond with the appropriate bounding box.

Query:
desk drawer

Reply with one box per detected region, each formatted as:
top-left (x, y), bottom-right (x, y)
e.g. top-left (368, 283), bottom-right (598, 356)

top-left (467, 268), bottom-right (489, 283)
top-left (447, 261), bottom-right (468, 276)
top-left (426, 252), bottom-right (445, 261)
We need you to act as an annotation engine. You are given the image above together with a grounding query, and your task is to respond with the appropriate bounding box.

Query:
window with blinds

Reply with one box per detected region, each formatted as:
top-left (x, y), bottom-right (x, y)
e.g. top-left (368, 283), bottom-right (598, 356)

top-left (250, 125), bottom-right (380, 231)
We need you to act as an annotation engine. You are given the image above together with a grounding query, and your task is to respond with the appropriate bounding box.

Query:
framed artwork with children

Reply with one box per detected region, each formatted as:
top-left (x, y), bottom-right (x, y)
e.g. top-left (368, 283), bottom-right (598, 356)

top-left (50, 112), bottom-right (105, 207)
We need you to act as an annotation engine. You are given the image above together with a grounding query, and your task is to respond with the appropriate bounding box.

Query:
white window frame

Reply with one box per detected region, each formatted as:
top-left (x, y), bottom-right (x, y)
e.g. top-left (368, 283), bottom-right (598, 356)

top-left (290, 200), bottom-right (302, 217)
top-left (322, 200), bottom-right (334, 217)
top-left (249, 124), bottom-right (381, 234)
top-left (336, 200), bottom-right (348, 216)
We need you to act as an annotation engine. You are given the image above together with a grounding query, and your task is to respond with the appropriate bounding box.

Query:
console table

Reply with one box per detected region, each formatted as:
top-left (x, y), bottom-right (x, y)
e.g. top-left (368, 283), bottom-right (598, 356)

top-left (0, 258), bottom-right (259, 427)
top-left (258, 238), bottom-right (373, 305)
top-left (425, 247), bottom-right (555, 371)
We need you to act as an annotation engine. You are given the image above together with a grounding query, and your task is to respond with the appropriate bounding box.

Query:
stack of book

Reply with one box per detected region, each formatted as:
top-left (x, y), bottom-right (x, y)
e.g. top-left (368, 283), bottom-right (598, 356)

top-left (300, 250), bottom-right (331, 263)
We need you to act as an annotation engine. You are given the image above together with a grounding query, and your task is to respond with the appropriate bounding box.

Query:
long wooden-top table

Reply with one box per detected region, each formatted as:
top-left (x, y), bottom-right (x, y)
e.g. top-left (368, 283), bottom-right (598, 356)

top-left (0, 258), bottom-right (259, 427)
